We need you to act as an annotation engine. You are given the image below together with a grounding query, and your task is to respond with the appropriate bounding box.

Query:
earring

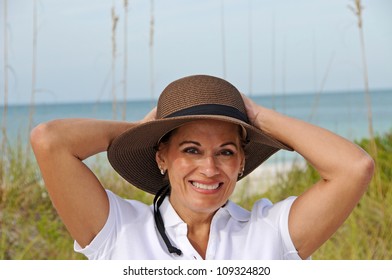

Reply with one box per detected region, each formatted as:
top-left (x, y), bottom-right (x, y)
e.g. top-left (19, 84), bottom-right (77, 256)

top-left (159, 166), bottom-right (166, 175)
top-left (238, 167), bottom-right (245, 178)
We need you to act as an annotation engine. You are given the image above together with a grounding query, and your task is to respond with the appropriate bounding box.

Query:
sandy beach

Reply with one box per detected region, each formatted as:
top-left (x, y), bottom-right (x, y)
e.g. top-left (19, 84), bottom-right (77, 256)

top-left (233, 157), bottom-right (307, 200)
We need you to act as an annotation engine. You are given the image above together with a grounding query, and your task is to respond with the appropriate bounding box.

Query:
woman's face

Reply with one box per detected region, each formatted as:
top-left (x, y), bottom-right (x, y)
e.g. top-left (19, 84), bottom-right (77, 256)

top-left (156, 119), bottom-right (245, 218)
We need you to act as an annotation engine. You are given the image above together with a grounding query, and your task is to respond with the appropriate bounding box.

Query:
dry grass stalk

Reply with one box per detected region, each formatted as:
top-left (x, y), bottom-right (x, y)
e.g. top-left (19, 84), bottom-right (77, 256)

top-left (349, 1), bottom-right (375, 142)
top-left (349, 0), bottom-right (381, 194)
top-left (220, 0), bottom-right (226, 79)
top-left (309, 53), bottom-right (335, 122)
top-left (111, 4), bottom-right (119, 120)
top-left (1, 0), bottom-right (9, 192)
top-left (248, 0), bottom-right (253, 96)
top-left (270, 11), bottom-right (275, 107)
top-left (122, 0), bottom-right (129, 120)
top-left (149, 0), bottom-right (155, 102)
top-left (27, 0), bottom-right (38, 156)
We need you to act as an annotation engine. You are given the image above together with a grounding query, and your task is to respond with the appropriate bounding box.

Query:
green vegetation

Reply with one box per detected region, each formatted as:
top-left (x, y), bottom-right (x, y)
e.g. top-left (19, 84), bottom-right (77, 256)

top-left (0, 132), bottom-right (391, 259)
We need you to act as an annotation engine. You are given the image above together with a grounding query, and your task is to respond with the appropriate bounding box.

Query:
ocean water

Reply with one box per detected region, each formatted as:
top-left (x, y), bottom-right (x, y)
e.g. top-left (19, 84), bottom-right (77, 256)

top-left (1, 89), bottom-right (391, 167)
top-left (2, 89), bottom-right (390, 142)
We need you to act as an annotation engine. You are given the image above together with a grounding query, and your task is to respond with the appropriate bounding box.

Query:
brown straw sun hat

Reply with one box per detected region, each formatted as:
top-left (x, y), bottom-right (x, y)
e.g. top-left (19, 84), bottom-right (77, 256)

top-left (107, 74), bottom-right (292, 194)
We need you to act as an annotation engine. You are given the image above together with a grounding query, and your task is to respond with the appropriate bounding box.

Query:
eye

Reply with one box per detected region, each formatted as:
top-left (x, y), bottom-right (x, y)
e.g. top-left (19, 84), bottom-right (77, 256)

top-left (218, 149), bottom-right (235, 156)
top-left (183, 147), bottom-right (200, 154)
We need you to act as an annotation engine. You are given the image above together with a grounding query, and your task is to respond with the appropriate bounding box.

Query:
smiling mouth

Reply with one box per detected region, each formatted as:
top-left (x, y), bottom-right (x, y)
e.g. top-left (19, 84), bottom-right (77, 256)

top-left (191, 181), bottom-right (222, 190)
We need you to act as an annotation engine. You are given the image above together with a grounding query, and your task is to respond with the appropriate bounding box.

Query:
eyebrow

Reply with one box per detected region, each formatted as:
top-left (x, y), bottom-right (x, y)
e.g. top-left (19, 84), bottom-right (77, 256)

top-left (220, 141), bottom-right (239, 148)
top-left (179, 140), bottom-right (200, 147)
top-left (179, 140), bottom-right (238, 148)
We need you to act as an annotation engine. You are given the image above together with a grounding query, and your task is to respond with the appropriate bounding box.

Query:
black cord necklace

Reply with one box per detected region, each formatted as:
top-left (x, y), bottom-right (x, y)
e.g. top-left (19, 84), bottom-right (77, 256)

top-left (153, 185), bottom-right (182, 256)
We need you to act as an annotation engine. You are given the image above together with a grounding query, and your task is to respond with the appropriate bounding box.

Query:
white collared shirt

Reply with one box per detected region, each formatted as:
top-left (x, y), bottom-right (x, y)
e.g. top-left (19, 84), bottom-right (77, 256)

top-left (74, 190), bottom-right (302, 260)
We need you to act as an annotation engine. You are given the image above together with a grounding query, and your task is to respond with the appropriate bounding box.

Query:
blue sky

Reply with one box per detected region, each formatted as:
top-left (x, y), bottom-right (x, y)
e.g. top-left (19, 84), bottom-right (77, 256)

top-left (1, 0), bottom-right (391, 105)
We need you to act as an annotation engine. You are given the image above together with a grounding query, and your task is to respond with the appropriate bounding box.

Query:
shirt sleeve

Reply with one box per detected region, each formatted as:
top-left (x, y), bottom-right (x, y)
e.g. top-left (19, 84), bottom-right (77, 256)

top-left (73, 190), bottom-right (117, 259)
top-left (74, 189), bottom-right (150, 259)
top-left (254, 196), bottom-right (305, 260)
top-left (277, 197), bottom-right (304, 259)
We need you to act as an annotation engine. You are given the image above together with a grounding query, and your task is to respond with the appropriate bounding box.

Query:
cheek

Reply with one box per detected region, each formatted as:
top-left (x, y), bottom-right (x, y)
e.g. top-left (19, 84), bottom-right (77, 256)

top-left (224, 162), bottom-right (242, 180)
top-left (167, 155), bottom-right (195, 176)
top-left (221, 152), bottom-right (244, 170)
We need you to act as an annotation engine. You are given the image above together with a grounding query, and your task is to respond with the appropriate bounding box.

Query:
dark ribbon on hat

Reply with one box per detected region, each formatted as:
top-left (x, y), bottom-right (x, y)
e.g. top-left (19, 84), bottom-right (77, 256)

top-left (165, 104), bottom-right (249, 123)
top-left (153, 185), bottom-right (182, 256)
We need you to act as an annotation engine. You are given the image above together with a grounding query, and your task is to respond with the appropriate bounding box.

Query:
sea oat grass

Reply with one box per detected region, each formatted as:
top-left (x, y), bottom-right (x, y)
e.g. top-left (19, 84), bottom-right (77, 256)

top-left (0, 142), bottom-right (84, 259)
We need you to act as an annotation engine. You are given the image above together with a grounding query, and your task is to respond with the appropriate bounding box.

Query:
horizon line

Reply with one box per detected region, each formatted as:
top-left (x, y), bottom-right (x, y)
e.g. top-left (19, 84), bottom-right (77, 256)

top-left (1, 87), bottom-right (391, 108)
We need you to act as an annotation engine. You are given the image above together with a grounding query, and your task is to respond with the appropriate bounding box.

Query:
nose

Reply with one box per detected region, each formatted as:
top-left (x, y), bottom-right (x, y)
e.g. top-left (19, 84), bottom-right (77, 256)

top-left (200, 155), bottom-right (220, 177)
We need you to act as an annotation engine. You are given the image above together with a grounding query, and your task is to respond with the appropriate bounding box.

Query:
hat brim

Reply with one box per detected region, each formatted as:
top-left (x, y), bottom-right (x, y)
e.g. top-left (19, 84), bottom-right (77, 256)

top-left (107, 115), bottom-right (292, 195)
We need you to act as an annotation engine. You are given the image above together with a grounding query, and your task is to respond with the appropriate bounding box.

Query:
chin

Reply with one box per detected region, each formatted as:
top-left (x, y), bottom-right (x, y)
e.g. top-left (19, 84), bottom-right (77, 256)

top-left (187, 197), bottom-right (226, 213)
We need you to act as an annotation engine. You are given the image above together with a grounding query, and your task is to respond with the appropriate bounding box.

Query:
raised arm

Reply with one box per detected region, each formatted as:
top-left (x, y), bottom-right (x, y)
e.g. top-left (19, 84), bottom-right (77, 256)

top-left (30, 109), bottom-right (156, 248)
top-left (242, 95), bottom-right (374, 259)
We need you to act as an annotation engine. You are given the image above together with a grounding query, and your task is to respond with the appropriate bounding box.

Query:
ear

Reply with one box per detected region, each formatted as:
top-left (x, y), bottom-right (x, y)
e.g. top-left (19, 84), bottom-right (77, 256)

top-left (240, 151), bottom-right (245, 166)
top-left (239, 157), bottom-right (245, 172)
top-left (155, 148), bottom-right (167, 169)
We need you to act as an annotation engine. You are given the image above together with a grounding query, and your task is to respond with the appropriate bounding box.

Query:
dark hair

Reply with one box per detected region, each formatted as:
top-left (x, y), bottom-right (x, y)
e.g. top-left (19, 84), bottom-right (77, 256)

top-left (154, 130), bottom-right (174, 152)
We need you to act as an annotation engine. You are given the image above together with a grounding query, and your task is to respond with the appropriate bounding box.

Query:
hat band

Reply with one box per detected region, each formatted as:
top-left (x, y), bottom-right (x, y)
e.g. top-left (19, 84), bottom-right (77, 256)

top-left (164, 104), bottom-right (249, 123)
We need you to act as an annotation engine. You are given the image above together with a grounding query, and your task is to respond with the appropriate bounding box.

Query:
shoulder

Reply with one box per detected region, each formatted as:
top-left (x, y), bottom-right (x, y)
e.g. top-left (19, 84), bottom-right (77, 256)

top-left (224, 196), bottom-right (297, 222)
top-left (221, 197), bottom-right (301, 259)
top-left (74, 190), bottom-right (155, 259)
top-left (252, 196), bottom-right (297, 219)
top-left (248, 196), bottom-right (296, 230)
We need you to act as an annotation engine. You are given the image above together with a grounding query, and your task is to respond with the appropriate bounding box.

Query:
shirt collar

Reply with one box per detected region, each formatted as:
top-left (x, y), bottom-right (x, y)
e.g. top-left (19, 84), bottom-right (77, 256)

top-left (221, 200), bottom-right (250, 222)
top-left (159, 197), bottom-right (250, 227)
top-left (159, 196), bottom-right (185, 227)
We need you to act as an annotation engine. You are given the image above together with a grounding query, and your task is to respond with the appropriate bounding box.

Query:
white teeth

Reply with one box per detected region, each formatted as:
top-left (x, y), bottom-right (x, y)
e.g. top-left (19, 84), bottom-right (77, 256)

top-left (192, 182), bottom-right (220, 190)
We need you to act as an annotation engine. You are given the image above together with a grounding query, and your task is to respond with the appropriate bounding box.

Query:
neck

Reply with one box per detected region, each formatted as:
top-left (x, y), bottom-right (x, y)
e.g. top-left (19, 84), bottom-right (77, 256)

top-left (184, 213), bottom-right (214, 260)
top-left (187, 222), bottom-right (211, 259)
top-left (169, 197), bottom-right (221, 259)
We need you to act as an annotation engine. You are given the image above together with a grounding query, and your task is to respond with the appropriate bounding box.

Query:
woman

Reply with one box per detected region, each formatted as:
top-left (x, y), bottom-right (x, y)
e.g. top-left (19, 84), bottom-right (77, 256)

top-left (30, 75), bottom-right (374, 260)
